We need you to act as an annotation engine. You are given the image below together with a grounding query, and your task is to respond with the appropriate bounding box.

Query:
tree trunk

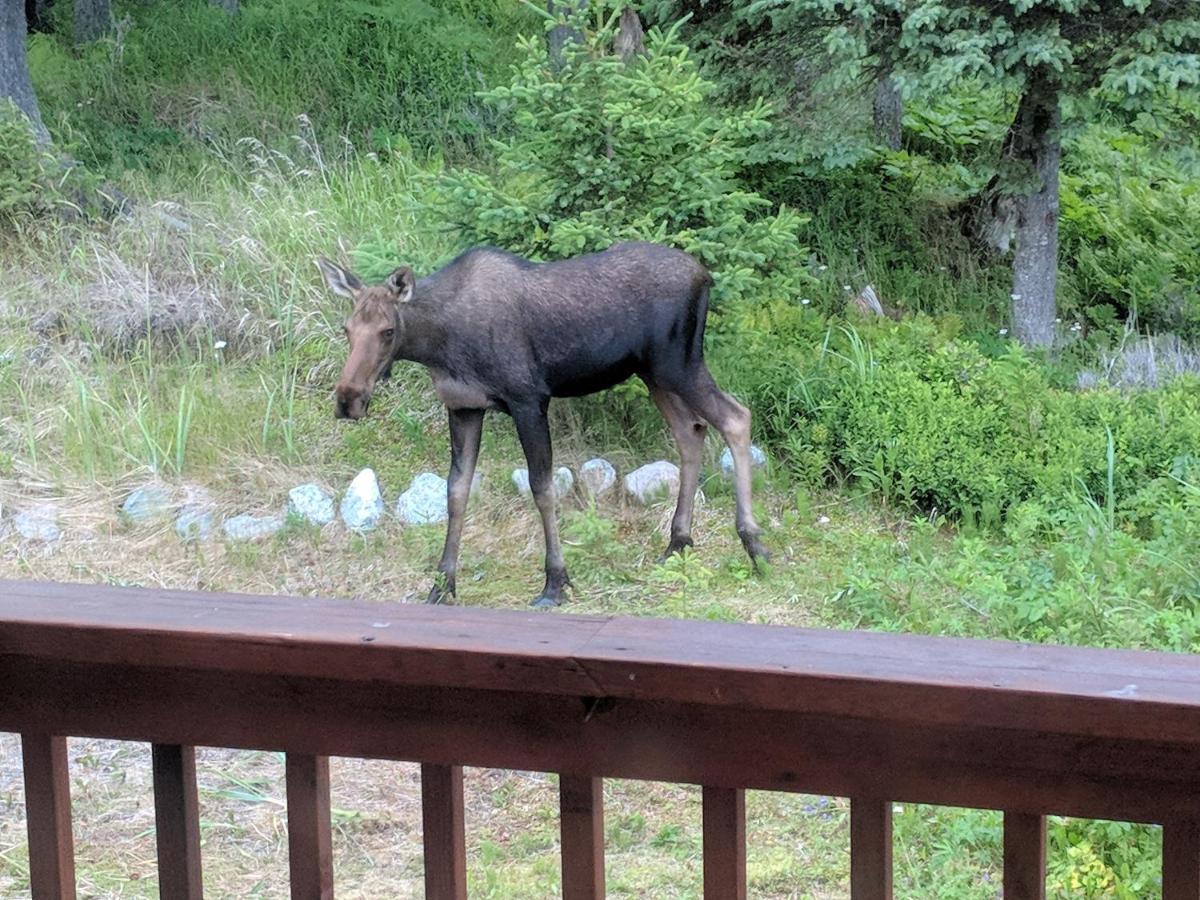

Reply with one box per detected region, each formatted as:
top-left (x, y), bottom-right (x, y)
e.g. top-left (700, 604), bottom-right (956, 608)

top-left (2, 0), bottom-right (50, 146)
top-left (614, 7), bottom-right (644, 62)
top-left (547, 0), bottom-right (584, 69)
top-left (872, 74), bottom-right (902, 150)
top-left (1006, 73), bottom-right (1061, 349)
top-left (74, 0), bottom-right (112, 44)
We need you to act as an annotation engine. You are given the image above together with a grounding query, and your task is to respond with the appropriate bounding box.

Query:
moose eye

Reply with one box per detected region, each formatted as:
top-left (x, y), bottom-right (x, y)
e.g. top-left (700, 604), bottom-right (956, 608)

top-left (382, 328), bottom-right (395, 340)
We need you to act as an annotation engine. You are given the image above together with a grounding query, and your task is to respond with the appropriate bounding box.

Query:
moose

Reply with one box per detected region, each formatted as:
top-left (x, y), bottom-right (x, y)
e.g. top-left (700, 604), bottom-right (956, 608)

top-left (318, 241), bottom-right (768, 608)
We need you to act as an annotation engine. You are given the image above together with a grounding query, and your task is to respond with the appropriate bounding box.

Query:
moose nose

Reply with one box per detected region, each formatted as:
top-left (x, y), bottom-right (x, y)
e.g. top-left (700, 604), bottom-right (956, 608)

top-left (335, 386), bottom-right (367, 420)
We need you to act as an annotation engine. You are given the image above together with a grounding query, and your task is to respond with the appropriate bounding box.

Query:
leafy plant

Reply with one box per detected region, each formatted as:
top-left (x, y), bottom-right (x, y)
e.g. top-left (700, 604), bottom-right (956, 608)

top-left (433, 1), bottom-right (810, 305)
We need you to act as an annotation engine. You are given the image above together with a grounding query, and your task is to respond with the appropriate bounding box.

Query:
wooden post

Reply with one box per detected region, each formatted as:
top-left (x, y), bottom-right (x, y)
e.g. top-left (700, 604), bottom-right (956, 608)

top-left (560, 776), bottom-right (604, 899)
top-left (286, 754), bottom-right (334, 900)
top-left (152, 744), bottom-right (203, 899)
top-left (21, 734), bottom-right (76, 900)
top-left (421, 764), bottom-right (467, 900)
top-left (850, 797), bottom-right (892, 899)
top-left (702, 786), bottom-right (746, 900)
top-left (1164, 819), bottom-right (1200, 900)
top-left (1003, 813), bottom-right (1046, 900)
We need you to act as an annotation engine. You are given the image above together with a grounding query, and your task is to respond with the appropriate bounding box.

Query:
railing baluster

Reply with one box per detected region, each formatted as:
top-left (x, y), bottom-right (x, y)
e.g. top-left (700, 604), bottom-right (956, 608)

top-left (702, 786), bottom-right (746, 900)
top-left (151, 744), bottom-right (203, 899)
top-left (1003, 812), bottom-right (1046, 900)
top-left (1164, 818), bottom-right (1200, 900)
top-left (421, 763), bottom-right (467, 900)
top-left (850, 797), bottom-right (893, 899)
top-left (286, 754), bottom-right (334, 900)
top-left (559, 776), bottom-right (604, 899)
top-left (21, 733), bottom-right (76, 900)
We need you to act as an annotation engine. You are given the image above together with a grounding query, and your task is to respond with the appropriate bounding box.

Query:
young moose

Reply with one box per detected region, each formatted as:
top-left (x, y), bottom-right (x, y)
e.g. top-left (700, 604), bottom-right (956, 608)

top-left (318, 242), bottom-right (768, 607)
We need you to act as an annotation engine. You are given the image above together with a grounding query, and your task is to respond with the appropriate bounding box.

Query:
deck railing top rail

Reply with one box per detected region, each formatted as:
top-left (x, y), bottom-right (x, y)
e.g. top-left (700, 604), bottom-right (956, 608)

top-left (1, 578), bottom-right (1199, 746)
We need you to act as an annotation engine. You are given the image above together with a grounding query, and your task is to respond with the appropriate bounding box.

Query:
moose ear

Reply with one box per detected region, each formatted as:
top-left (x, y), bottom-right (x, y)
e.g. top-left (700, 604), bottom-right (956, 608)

top-left (316, 257), bottom-right (363, 300)
top-left (385, 266), bottom-right (415, 303)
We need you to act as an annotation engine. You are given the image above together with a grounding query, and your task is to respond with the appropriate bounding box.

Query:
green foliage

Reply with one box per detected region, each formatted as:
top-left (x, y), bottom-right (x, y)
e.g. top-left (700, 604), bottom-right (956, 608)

top-left (433, 2), bottom-right (810, 304)
top-left (1060, 125), bottom-right (1200, 339)
top-left (28, 0), bottom-right (531, 171)
top-left (0, 102), bottom-right (50, 217)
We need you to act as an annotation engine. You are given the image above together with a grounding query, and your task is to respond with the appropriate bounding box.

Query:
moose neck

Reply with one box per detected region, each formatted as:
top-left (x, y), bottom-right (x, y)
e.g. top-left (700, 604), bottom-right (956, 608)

top-left (394, 300), bottom-right (452, 370)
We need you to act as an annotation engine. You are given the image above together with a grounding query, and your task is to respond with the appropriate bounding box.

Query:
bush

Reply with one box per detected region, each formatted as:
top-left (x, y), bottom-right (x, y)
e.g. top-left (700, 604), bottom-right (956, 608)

top-left (711, 313), bottom-right (1200, 526)
top-left (433, 2), bottom-right (810, 305)
top-left (0, 102), bottom-right (54, 220)
top-left (1060, 125), bottom-right (1200, 341)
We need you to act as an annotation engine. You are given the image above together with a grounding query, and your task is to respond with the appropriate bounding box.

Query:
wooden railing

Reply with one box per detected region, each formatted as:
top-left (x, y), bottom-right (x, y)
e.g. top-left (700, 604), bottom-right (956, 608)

top-left (1, 578), bottom-right (1199, 899)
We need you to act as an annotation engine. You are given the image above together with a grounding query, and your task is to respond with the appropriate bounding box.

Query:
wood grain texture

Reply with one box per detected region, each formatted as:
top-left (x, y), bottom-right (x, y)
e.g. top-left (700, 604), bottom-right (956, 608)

top-left (21, 733), bottom-right (76, 900)
top-left (559, 776), bottom-right (604, 900)
top-left (1003, 813), bottom-right (1046, 900)
top-left (151, 744), bottom-right (203, 900)
top-left (850, 798), bottom-right (892, 900)
top-left (421, 764), bottom-right (466, 900)
top-left (702, 786), bottom-right (745, 900)
top-left (286, 754), bottom-right (334, 900)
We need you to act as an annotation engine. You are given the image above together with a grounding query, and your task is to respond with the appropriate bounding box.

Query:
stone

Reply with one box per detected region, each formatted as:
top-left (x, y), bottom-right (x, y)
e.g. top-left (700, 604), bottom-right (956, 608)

top-left (175, 507), bottom-right (214, 541)
top-left (719, 444), bottom-right (768, 477)
top-left (340, 468), bottom-right (384, 531)
top-left (14, 506), bottom-right (60, 542)
top-left (624, 461), bottom-right (680, 504)
top-left (222, 513), bottom-right (284, 541)
top-left (395, 472), bottom-right (449, 525)
top-left (121, 484), bottom-right (172, 522)
top-left (512, 466), bottom-right (574, 500)
top-left (288, 483), bottom-right (335, 526)
top-left (579, 458), bottom-right (617, 498)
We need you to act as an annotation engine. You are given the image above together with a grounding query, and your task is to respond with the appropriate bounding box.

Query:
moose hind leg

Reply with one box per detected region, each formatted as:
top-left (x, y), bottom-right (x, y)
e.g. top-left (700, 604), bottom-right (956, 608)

top-left (677, 366), bottom-right (769, 567)
top-left (513, 402), bottom-right (570, 608)
top-left (428, 408), bottom-right (485, 604)
top-left (648, 384), bottom-right (707, 558)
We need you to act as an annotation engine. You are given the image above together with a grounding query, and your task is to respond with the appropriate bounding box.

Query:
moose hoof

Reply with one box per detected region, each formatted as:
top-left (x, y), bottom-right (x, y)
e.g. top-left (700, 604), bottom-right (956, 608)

top-left (659, 536), bottom-right (694, 562)
top-left (739, 531), bottom-right (772, 571)
top-left (426, 581), bottom-right (455, 605)
top-left (530, 594), bottom-right (561, 609)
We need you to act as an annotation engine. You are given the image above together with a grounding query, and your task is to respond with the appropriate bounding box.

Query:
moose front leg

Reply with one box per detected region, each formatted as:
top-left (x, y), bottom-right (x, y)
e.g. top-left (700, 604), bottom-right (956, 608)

top-left (428, 408), bottom-right (484, 604)
top-left (513, 401), bottom-right (570, 608)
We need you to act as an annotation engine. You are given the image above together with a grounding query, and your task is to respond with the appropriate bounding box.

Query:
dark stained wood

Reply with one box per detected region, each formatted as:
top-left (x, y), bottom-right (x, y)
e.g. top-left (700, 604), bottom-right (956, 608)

top-left (3, 655), bottom-right (1200, 825)
top-left (1164, 819), bottom-right (1200, 900)
top-left (421, 764), bottom-right (466, 900)
top-left (151, 744), bottom-right (203, 900)
top-left (850, 798), bottom-right (892, 900)
top-left (21, 733), bottom-right (76, 900)
top-left (1003, 812), bottom-right (1046, 900)
top-left (286, 754), bottom-right (334, 900)
top-left (559, 776), bottom-right (604, 900)
top-left (702, 786), bottom-right (745, 900)
top-left (2, 579), bottom-right (1199, 747)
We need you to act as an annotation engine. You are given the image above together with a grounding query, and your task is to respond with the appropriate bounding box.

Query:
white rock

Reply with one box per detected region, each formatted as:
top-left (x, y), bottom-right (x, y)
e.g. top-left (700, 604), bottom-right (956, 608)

top-left (222, 513), bottom-right (284, 541)
top-left (624, 461), bottom-right (680, 505)
top-left (14, 506), bottom-right (60, 542)
top-left (579, 458), bottom-right (617, 498)
top-left (288, 483), bottom-right (335, 526)
top-left (816, 515), bottom-right (831, 526)
top-left (512, 466), bottom-right (574, 500)
top-left (719, 445), bottom-right (768, 477)
top-left (175, 507), bottom-right (214, 541)
top-left (340, 468), bottom-right (384, 531)
top-left (121, 484), bottom-right (172, 522)
top-left (395, 472), bottom-right (449, 525)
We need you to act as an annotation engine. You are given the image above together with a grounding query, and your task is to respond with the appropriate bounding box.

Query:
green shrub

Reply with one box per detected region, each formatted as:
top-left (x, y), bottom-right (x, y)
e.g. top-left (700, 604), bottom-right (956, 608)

top-left (432, 2), bottom-right (810, 305)
top-left (0, 102), bottom-right (54, 220)
top-left (1060, 126), bottom-right (1200, 340)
